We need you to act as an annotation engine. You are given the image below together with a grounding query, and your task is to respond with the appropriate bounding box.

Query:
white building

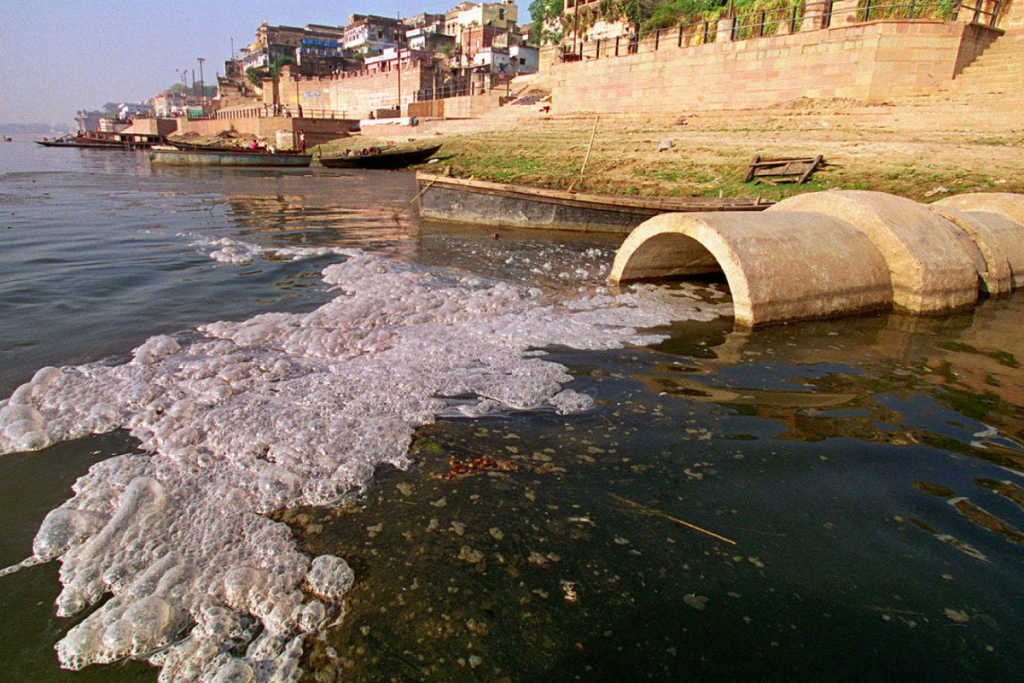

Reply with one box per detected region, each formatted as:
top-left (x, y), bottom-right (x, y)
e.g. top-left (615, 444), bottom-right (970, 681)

top-left (510, 44), bottom-right (539, 74)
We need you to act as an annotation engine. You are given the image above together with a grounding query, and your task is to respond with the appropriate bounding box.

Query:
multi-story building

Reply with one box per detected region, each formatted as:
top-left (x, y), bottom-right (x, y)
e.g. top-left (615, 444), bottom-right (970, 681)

top-left (344, 15), bottom-right (405, 54)
top-left (445, 3), bottom-right (478, 37)
top-left (297, 24), bottom-right (350, 73)
top-left (460, 24), bottom-right (507, 60)
top-left (240, 23), bottom-right (348, 75)
top-left (153, 93), bottom-right (186, 118)
top-left (403, 13), bottom-right (446, 30)
top-left (404, 12), bottom-right (452, 52)
top-left (445, 1), bottom-right (518, 42)
top-left (363, 46), bottom-right (439, 74)
top-left (408, 27), bottom-right (457, 53)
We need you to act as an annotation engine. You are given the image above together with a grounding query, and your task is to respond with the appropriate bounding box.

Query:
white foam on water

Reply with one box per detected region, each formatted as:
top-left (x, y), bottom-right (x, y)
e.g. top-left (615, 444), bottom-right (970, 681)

top-left (193, 237), bottom-right (358, 265)
top-left (0, 252), bottom-right (727, 682)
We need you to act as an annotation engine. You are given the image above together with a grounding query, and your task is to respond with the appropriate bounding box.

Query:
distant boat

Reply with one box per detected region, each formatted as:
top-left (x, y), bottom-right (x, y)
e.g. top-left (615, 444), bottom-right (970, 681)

top-left (148, 147), bottom-right (312, 168)
top-left (35, 131), bottom-right (160, 149)
top-left (416, 172), bottom-right (774, 233)
top-left (1, 136), bottom-right (11, 143)
top-left (319, 143), bottom-right (442, 170)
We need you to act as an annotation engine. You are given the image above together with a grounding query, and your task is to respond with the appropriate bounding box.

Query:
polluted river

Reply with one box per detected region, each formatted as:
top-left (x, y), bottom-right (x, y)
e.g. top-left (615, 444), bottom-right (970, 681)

top-left (0, 142), bottom-right (1022, 682)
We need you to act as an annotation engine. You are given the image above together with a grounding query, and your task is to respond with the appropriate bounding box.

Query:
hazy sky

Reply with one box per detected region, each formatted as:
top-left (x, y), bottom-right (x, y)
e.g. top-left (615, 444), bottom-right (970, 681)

top-left (2, 0), bottom-right (522, 127)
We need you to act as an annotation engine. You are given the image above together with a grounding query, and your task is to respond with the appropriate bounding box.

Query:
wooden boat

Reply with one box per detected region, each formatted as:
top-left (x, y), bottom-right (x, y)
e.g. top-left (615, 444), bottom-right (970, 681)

top-left (35, 132), bottom-right (161, 149)
top-left (149, 147), bottom-right (313, 167)
top-left (416, 173), bottom-right (773, 234)
top-left (319, 143), bottom-right (442, 170)
top-left (166, 139), bottom-right (249, 151)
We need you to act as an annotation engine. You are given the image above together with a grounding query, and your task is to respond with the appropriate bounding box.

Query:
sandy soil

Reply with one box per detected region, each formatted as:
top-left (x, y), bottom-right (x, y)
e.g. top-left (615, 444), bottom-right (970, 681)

top-left (403, 101), bottom-right (1024, 202)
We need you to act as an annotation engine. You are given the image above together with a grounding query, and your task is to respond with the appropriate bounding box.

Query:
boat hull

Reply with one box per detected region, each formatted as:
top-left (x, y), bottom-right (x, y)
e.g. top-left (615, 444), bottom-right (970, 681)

top-left (416, 174), bottom-right (772, 234)
top-left (319, 144), bottom-right (442, 170)
top-left (149, 149), bottom-right (312, 167)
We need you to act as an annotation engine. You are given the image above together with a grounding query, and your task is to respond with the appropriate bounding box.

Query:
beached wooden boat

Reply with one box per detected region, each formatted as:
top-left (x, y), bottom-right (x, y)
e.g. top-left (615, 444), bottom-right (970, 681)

top-left (319, 144), bottom-right (442, 170)
top-left (416, 173), bottom-right (773, 233)
top-left (149, 148), bottom-right (312, 168)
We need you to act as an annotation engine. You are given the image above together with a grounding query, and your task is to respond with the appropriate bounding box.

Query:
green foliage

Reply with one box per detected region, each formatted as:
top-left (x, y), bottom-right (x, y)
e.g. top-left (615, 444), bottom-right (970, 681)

top-left (639, 0), bottom-right (806, 34)
top-left (168, 83), bottom-right (217, 98)
top-left (528, 0), bottom-right (565, 44)
top-left (269, 55), bottom-right (296, 78)
top-left (246, 66), bottom-right (271, 87)
top-left (643, 0), bottom-right (724, 31)
top-left (244, 56), bottom-right (295, 88)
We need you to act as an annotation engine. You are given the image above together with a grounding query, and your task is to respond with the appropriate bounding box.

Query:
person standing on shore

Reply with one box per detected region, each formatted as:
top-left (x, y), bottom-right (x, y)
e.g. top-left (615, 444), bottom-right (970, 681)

top-left (299, 131), bottom-right (306, 154)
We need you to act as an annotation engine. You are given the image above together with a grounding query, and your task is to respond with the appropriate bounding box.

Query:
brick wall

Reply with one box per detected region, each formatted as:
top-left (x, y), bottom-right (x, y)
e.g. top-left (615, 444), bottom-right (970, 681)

top-left (549, 19), bottom-right (1001, 114)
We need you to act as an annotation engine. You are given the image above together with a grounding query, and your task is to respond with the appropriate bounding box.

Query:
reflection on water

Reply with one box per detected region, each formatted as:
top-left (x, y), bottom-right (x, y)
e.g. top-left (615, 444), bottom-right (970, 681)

top-left (282, 298), bottom-right (1024, 682)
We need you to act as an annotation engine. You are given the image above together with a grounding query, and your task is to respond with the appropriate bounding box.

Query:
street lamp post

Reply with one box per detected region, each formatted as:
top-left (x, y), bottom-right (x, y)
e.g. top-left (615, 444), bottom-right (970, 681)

top-left (197, 57), bottom-right (206, 109)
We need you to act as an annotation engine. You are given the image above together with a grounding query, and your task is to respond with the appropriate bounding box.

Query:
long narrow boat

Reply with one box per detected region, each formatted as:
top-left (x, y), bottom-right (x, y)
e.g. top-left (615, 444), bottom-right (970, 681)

top-left (319, 144), bottom-right (442, 170)
top-left (148, 148), bottom-right (312, 168)
top-left (35, 131), bottom-right (162, 149)
top-left (416, 173), bottom-right (773, 234)
top-left (35, 137), bottom-right (133, 149)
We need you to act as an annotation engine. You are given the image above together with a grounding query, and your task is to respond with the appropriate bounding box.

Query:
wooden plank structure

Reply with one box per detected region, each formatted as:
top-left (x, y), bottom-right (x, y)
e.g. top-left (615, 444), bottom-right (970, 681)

top-left (744, 154), bottom-right (824, 185)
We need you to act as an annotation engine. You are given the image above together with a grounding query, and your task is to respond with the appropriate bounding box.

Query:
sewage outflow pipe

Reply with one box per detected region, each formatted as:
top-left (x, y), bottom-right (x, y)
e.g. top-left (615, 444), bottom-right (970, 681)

top-left (609, 191), bottom-right (1024, 326)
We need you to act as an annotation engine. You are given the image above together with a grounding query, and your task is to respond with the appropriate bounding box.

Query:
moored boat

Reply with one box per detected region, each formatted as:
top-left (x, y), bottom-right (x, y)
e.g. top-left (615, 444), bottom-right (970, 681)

top-left (415, 173), bottom-right (773, 233)
top-left (148, 147), bottom-right (312, 168)
top-left (319, 143), bottom-right (442, 170)
top-left (35, 131), bottom-right (161, 149)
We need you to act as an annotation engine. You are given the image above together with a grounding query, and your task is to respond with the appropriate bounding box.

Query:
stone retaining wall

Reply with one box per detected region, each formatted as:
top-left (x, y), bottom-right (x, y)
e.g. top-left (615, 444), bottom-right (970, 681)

top-left (550, 19), bottom-right (1002, 114)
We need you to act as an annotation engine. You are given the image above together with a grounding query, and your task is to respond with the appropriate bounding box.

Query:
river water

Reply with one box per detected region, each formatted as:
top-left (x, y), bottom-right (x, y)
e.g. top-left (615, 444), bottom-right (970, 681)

top-left (0, 141), bottom-right (1022, 682)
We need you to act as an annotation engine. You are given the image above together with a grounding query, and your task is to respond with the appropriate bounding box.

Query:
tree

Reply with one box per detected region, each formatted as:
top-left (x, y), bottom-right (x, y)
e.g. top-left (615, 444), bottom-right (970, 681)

top-left (168, 83), bottom-right (216, 98)
top-left (269, 55), bottom-right (296, 78)
top-left (245, 56), bottom-right (294, 89)
top-left (246, 66), bottom-right (271, 88)
top-left (528, 0), bottom-right (566, 45)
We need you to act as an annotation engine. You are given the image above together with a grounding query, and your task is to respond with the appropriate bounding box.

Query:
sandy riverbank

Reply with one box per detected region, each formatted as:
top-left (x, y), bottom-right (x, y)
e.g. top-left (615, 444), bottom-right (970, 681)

top-left (317, 98), bottom-right (1024, 202)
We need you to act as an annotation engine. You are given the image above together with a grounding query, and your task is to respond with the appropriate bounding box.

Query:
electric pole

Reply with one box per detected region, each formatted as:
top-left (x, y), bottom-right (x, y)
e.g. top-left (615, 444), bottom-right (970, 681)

top-left (198, 57), bottom-right (206, 106)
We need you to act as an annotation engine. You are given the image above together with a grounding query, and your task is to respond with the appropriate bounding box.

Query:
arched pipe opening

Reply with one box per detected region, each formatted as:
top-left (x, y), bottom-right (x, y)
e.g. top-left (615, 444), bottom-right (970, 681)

top-left (610, 211), bottom-right (893, 327)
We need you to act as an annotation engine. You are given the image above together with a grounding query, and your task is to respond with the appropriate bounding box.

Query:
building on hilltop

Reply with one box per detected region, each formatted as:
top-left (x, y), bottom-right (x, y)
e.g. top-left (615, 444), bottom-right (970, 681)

top-left (241, 22), bottom-right (349, 76)
top-left (408, 27), bottom-right (457, 53)
top-left (445, 1), bottom-right (519, 42)
top-left (344, 15), bottom-right (406, 54)
top-left (457, 21), bottom-right (536, 74)
top-left (403, 13), bottom-right (447, 30)
top-left (298, 24), bottom-right (352, 73)
top-left (363, 46), bottom-right (440, 74)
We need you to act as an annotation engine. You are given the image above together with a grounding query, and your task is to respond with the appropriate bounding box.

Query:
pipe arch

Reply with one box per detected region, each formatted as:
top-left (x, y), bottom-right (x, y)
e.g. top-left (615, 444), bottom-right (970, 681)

top-left (609, 211), bottom-right (892, 327)
top-left (770, 191), bottom-right (980, 314)
top-left (933, 193), bottom-right (1024, 290)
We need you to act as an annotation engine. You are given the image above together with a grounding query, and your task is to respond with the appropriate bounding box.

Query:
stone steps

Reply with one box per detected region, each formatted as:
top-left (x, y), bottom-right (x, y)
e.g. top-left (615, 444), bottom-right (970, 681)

top-left (932, 27), bottom-right (1024, 99)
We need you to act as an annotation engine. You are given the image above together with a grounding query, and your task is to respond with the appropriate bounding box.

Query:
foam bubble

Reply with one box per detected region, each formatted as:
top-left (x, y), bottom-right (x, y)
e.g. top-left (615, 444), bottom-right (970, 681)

top-left (0, 252), bottom-right (727, 681)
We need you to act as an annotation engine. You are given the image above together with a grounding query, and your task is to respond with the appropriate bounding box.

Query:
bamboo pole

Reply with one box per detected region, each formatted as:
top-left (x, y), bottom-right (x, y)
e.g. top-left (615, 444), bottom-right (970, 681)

top-left (568, 115), bottom-right (599, 194)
